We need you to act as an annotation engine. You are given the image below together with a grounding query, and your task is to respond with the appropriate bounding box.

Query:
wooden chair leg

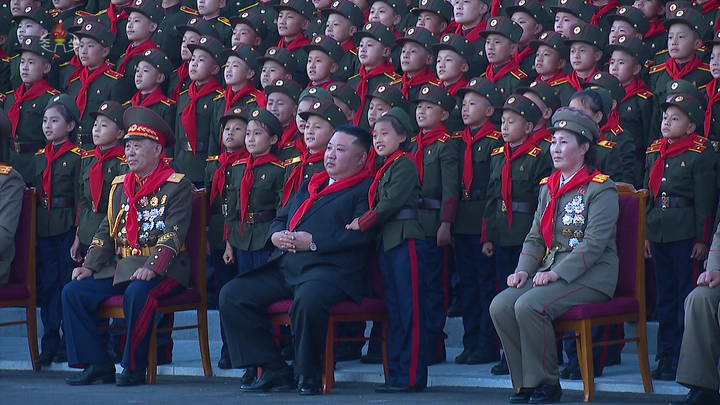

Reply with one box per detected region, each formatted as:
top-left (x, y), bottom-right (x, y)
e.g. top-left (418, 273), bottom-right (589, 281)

top-left (197, 308), bottom-right (213, 377)
top-left (147, 325), bottom-right (158, 384)
top-left (322, 319), bottom-right (336, 394)
top-left (381, 319), bottom-right (389, 379)
top-left (576, 321), bottom-right (595, 402)
top-left (26, 304), bottom-right (39, 371)
top-left (635, 320), bottom-right (654, 394)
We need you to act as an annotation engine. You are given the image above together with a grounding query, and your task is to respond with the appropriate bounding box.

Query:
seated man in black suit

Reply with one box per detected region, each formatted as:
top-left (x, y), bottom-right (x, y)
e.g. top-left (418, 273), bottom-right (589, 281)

top-left (218, 125), bottom-right (377, 396)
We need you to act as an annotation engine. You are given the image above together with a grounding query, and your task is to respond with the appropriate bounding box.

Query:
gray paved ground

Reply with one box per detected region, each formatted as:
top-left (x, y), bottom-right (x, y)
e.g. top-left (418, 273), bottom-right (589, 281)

top-left (0, 370), bottom-right (680, 405)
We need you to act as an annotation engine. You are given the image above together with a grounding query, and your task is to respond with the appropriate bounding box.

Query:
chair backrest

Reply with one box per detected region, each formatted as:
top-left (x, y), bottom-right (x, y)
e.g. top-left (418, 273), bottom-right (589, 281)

top-left (614, 184), bottom-right (647, 305)
top-left (186, 189), bottom-right (208, 292)
top-left (9, 188), bottom-right (36, 286)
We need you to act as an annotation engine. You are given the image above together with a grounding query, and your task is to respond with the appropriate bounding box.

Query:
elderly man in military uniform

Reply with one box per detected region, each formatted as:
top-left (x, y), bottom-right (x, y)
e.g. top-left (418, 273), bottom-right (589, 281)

top-left (61, 106), bottom-right (193, 387)
top-left (0, 107), bottom-right (25, 288)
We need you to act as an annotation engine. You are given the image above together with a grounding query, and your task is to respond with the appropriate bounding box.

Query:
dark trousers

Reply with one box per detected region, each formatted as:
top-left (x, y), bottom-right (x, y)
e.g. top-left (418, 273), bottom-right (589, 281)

top-left (219, 264), bottom-right (350, 376)
top-left (651, 240), bottom-right (696, 365)
top-left (237, 249), bottom-right (273, 275)
top-left (415, 238), bottom-right (449, 356)
top-left (212, 249), bottom-right (239, 359)
top-left (494, 244), bottom-right (522, 284)
top-left (455, 234), bottom-right (499, 353)
top-left (380, 240), bottom-right (427, 388)
top-left (62, 276), bottom-right (185, 371)
top-left (37, 230), bottom-right (74, 353)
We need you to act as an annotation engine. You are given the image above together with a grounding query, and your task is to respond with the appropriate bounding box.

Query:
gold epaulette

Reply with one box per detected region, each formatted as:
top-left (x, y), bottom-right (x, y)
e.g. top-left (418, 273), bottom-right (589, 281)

top-left (238, 3), bottom-right (260, 13)
top-left (284, 156), bottom-right (302, 166)
top-left (646, 144), bottom-right (661, 154)
top-left (95, 9), bottom-right (108, 16)
top-left (4, 90), bottom-right (12, 95)
top-left (246, 97), bottom-right (257, 104)
top-left (112, 174), bottom-right (126, 185)
top-left (163, 157), bottom-right (174, 164)
top-left (167, 173), bottom-right (185, 183)
top-left (384, 72), bottom-right (401, 81)
top-left (35, 149), bottom-right (45, 156)
top-left (649, 63), bottom-right (666, 74)
top-left (70, 147), bottom-right (83, 156)
top-left (76, 10), bottom-right (94, 17)
top-left (161, 98), bottom-right (176, 106)
top-left (527, 147), bottom-right (541, 157)
top-left (491, 146), bottom-right (504, 156)
top-left (49, 9), bottom-right (59, 18)
top-left (510, 69), bottom-right (528, 80)
top-left (217, 17), bottom-right (231, 26)
top-left (548, 77), bottom-right (567, 86)
top-left (699, 64), bottom-right (711, 73)
top-left (9, 54), bottom-right (18, 61)
top-left (650, 139), bottom-right (662, 147)
top-left (609, 125), bottom-right (624, 136)
top-left (180, 6), bottom-right (199, 15)
top-left (206, 155), bottom-right (219, 162)
top-left (213, 91), bottom-right (225, 101)
top-left (1, 57), bottom-right (9, 63)
top-left (696, 136), bottom-right (707, 146)
top-left (591, 174), bottom-right (610, 183)
top-left (0, 165), bottom-right (12, 175)
top-left (488, 131), bottom-right (501, 140)
top-left (104, 70), bottom-right (123, 80)
top-left (122, 100), bottom-right (132, 106)
top-left (539, 177), bottom-right (548, 185)
top-left (690, 145), bottom-right (705, 153)
top-left (598, 140), bottom-right (617, 148)
top-left (179, 89), bottom-right (189, 97)
top-left (232, 159), bottom-right (247, 166)
top-left (271, 161), bottom-right (285, 168)
top-left (47, 89), bottom-right (61, 96)
top-left (81, 151), bottom-right (95, 159)
top-left (438, 133), bottom-right (451, 143)
top-left (70, 76), bottom-right (81, 84)
top-left (637, 91), bottom-right (653, 100)
top-left (348, 73), bottom-right (360, 81)
top-left (449, 133), bottom-right (461, 139)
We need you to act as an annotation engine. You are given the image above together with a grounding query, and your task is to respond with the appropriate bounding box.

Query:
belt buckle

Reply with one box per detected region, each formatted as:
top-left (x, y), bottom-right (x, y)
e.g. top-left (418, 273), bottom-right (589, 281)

top-left (501, 200), bottom-right (507, 214)
top-left (186, 142), bottom-right (193, 152)
top-left (221, 204), bottom-right (228, 217)
top-left (247, 212), bottom-right (255, 224)
top-left (661, 192), bottom-right (669, 210)
top-left (462, 188), bottom-right (469, 201)
top-left (42, 197), bottom-right (49, 209)
top-left (92, 205), bottom-right (97, 213)
top-left (14, 143), bottom-right (20, 153)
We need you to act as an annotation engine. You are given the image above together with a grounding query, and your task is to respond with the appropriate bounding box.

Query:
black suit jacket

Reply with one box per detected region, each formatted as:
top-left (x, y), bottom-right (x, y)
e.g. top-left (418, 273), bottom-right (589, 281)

top-left (260, 177), bottom-right (377, 303)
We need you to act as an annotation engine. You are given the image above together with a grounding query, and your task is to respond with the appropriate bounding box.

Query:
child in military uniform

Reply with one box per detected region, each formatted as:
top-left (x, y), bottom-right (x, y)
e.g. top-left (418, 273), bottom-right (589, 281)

top-left (507, 0), bottom-right (551, 82)
top-left (303, 34), bottom-right (344, 89)
top-left (396, 28), bottom-right (439, 125)
top-left (229, 10), bottom-right (270, 53)
top-left (325, 0), bottom-right (365, 84)
top-left (171, 18), bottom-right (221, 102)
top-left (273, 0), bottom-right (314, 85)
top-left (413, 0), bottom-right (452, 38)
top-left (196, 0), bottom-right (232, 46)
top-left (33, 94), bottom-right (83, 366)
top-left (554, 23), bottom-right (604, 105)
top-left (255, 46), bottom-right (298, 108)
top-left (433, 33), bottom-right (475, 132)
top-left (452, 0), bottom-right (490, 44)
top-left (367, 0), bottom-right (406, 70)
top-left (128, 48), bottom-right (177, 141)
top-left (285, 87), bottom-right (334, 162)
top-left (10, 5), bottom-right (55, 92)
top-left (264, 77), bottom-right (302, 160)
top-left (96, 0), bottom-right (131, 65)
top-left (0, 14), bottom-right (12, 94)
top-left (367, 83), bottom-right (408, 130)
top-left (114, 0), bottom-right (161, 76)
top-left (153, 0), bottom-right (198, 69)
top-left (529, 31), bottom-right (569, 86)
top-left (606, 6), bottom-right (649, 46)
top-left (216, 43), bottom-right (260, 123)
top-left (480, 16), bottom-right (530, 97)
top-left (329, 81), bottom-right (362, 125)
top-left (707, 30), bottom-right (720, 140)
top-left (520, 80), bottom-right (561, 154)
top-left (633, 0), bottom-right (667, 53)
top-left (549, 0), bottom-right (594, 38)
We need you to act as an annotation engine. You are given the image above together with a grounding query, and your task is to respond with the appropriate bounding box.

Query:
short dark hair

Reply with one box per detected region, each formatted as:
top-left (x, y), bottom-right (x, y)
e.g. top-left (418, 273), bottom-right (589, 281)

top-left (374, 115), bottom-right (412, 152)
top-left (250, 120), bottom-right (280, 154)
top-left (335, 124), bottom-right (373, 153)
top-left (569, 89), bottom-right (605, 126)
top-left (573, 133), bottom-right (599, 173)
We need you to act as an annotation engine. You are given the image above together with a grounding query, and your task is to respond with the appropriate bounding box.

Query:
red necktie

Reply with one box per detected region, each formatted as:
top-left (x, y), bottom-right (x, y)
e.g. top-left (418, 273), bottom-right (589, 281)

top-left (238, 153), bottom-right (281, 234)
top-left (224, 82), bottom-right (258, 115)
top-left (180, 78), bottom-right (223, 154)
top-left (412, 126), bottom-right (448, 183)
top-left (210, 149), bottom-right (248, 205)
top-left (541, 166), bottom-right (598, 249)
top-left (7, 80), bottom-right (54, 135)
top-left (106, 3), bottom-right (129, 35)
top-left (648, 134), bottom-right (700, 199)
top-left (706, 79), bottom-right (720, 137)
top-left (172, 61), bottom-right (190, 102)
top-left (282, 149), bottom-right (325, 207)
top-left (490, 0), bottom-right (501, 17)
top-left (590, 0), bottom-right (618, 26)
top-left (131, 87), bottom-right (168, 107)
top-left (354, 62), bottom-right (397, 126)
top-left (279, 121), bottom-right (299, 148)
top-left (76, 63), bottom-right (112, 120)
top-left (123, 161), bottom-right (176, 248)
top-left (461, 122), bottom-right (497, 196)
top-left (42, 142), bottom-right (76, 209)
top-left (644, 19), bottom-right (667, 40)
top-left (401, 69), bottom-right (437, 99)
top-left (116, 40), bottom-right (158, 75)
top-left (501, 138), bottom-right (538, 227)
top-left (88, 145), bottom-right (125, 211)
top-left (665, 55), bottom-right (704, 81)
top-left (368, 150), bottom-right (406, 209)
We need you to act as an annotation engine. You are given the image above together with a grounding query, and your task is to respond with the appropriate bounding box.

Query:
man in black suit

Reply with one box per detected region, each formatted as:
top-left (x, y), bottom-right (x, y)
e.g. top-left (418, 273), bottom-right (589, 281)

top-left (218, 125), bottom-right (377, 396)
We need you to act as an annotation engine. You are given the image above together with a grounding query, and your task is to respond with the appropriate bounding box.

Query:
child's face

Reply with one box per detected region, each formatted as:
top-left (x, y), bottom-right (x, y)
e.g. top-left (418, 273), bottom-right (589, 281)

top-left (245, 120), bottom-right (277, 155)
top-left (661, 105), bottom-right (694, 140)
top-left (462, 92), bottom-right (492, 127)
top-left (196, 0), bottom-right (226, 17)
top-left (78, 37), bottom-right (110, 69)
top-left (232, 23), bottom-right (259, 48)
top-left (307, 50), bottom-right (336, 83)
top-left (436, 49), bottom-right (467, 82)
top-left (534, 45), bottom-right (565, 77)
top-left (134, 60), bottom-right (163, 91)
top-left (416, 12), bottom-right (446, 36)
top-left (454, 0), bottom-right (485, 26)
top-left (609, 50), bottom-right (640, 85)
top-left (296, 98), bottom-right (313, 134)
top-left (333, 96), bottom-right (355, 121)
top-left (667, 24), bottom-right (701, 62)
top-left (11, 0), bottom-right (38, 17)
top-left (181, 31), bottom-right (201, 61)
top-left (570, 42), bottom-right (601, 73)
top-left (416, 100), bottom-right (448, 130)
top-left (501, 109), bottom-right (531, 144)
top-left (512, 11), bottom-right (540, 47)
top-left (304, 115), bottom-right (335, 153)
top-left (710, 44), bottom-right (720, 79)
top-left (260, 60), bottom-right (290, 88)
top-left (349, 0), bottom-right (369, 11)
top-left (554, 12), bottom-right (582, 38)
top-left (367, 97), bottom-right (391, 127)
top-left (52, 0), bottom-right (79, 11)
top-left (224, 55), bottom-right (253, 87)
top-left (223, 118), bottom-right (247, 152)
top-left (608, 20), bottom-right (637, 45)
top-left (485, 34), bottom-right (516, 65)
top-left (277, 10), bottom-right (307, 38)
top-left (126, 12), bottom-right (156, 43)
top-left (369, 1), bottom-right (400, 29)
top-left (326, 14), bottom-right (354, 44)
top-left (92, 115), bottom-right (123, 147)
top-left (400, 42), bottom-right (432, 75)
top-left (267, 92), bottom-right (297, 126)
top-left (19, 52), bottom-right (49, 85)
top-left (373, 119), bottom-right (407, 157)
top-left (358, 37), bottom-right (389, 69)
top-left (189, 48), bottom-right (219, 82)
top-left (313, 0), bottom-right (334, 9)
top-left (17, 19), bottom-right (45, 43)
top-left (43, 106), bottom-right (74, 143)
top-left (633, 0), bottom-right (664, 21)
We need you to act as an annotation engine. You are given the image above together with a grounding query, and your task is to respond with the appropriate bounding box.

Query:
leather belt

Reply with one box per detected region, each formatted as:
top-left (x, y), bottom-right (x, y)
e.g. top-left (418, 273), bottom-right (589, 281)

top-left (497, 200), bottom-right (535, 214)
top-left (246, 211), bottom-right (275, 224)
top-left (119, 244), bottom-right (186, 258)
top-left (660, 193), bottom-right (694, 210)
top-left (40, 197), bottom-right (75, 209)
top-left (419, 198), bottom-right (441, 210)
top-left (76, 133), bottom-right (93, 145)
top-left (13, 141), bottom-right (45, 153)
top-left (462, 188), bottom-right (487, 202)
top-left (391, 209), bottom-right (419, 221)
top-left (181, 141), bottom-right (209, 153)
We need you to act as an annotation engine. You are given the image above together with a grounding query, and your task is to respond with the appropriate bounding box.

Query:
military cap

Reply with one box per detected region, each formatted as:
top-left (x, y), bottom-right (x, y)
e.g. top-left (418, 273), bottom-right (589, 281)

top-left (379, 106), bottom-right (415, 135)
top-left (368, 83), bottom-right (409, 110)
top-left (529, 31), bottom-right (570, 58)
top-left (706, 26), bottom-right (720, 48)
top-left (73, 20), bottom-right (115, 47)
top-left (187, 35), bottom-right (225, 64)
top-left (247, 107), bottom-right (284, 137)
top-left (304, 35), bottom-right (346, 63)
top-left (506, 0), bottom-right (551, 27)
top-left (606, 35), bottom-right (651, 65)
top-left (665, 79), bottom-right (706, 104)
top-left (396, 27), bottom-right (439, 52)
top-left (661, 93), bottom-right (705, 129)
top-left (67, 15), bottom-right (103, 34)
top-left (581, 72), bottom-right (625, 104)
top-left (368, 0), bottom-right (408, 15)
top-left (548, 106), bottom-right (600, 142)
top-left (16, 35), bottom-right (54, 61)
top-left (328, 82), bottom-right (362, 112)
top-left (90, 101), bottom-right (127, 130)
top-left (123, 106), bottom-right (176, 149)
top-left (666, 0), bottom-right (702, 14)
top-left (324, 0), bottom-right (366, 29)
top-left (265, 78), bottom-right (303, 104)
top-left (606, 6), bottom-right (650, 37)
top-left (549, 0), bottom-right (595, 23)
top-left (518, 80), bottom-right (561, 111)
top-left (564, 23), bottom-right (605, 49)
top-left (299, 86), bottom-right (335, 103)
top-left (46, 94), bottom-right (81, 123)
top-left (274, 0), bottom-right (315, 20)
top-left (298, 100), bottom-right (348, 127)
top-left (220, 106), bottom-right (250, 127)
top-left (479, 16), bottom-right (523, 44)
top-left (257, 47), bottom-right (299, 74)
top-left (177, 17), bottom-right (221, 40)
top-left (413, 84), bottom-right (456, 112)
top-left (457, 77), bottom-right (503, 107)
top-left (584, 86), bottom-right (613, 118)
top-left (432, 33), bottom-right (475, 62)
top-left (221, 43), bottom-right (261, 72)
top-left (498, 94), bottom-right (542, 126)
top-left (13, 5), bottom-right (54, 32)
top-left (125, 0), bottom-right (164, 23)
top-left (0, 12), bottom-right (12, 36)
top-left (133, 48), bottom-right (174, 78)
top-left (229, 11), bottom-right (268, 39)
top-left (0, 107), bottom-right (11, 140)
top-left (354, 22), bottom-right (397, 48)
top-left (411, 0), bottom-right (453, 23)
top-left (663, 7), bottom-right (706, 37)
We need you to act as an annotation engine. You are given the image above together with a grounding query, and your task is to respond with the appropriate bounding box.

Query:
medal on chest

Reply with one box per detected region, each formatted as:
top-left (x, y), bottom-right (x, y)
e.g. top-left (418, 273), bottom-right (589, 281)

top-left (562, 194), bottom-right (586, 249)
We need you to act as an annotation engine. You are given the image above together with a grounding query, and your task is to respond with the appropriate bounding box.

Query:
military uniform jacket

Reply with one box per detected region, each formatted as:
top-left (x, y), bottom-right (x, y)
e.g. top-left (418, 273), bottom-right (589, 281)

top-left (154, 4), bottom-right (197, 69)
top-left (168, 67), bottom-right (192, 102)
top-left (484, 143), bottom-right (553, 247)
top-left (236, 1), bottom-right (280, 55)
top-left (356, 154), bottom-right (425, 251)
top-left (97, 8), bottom-right (132, 65)
top-left (76, 147), bottom-right (128, 246)
top-left (596, 139), bottom-right (624, 182)
top-left (618, 90), bottom-right (653, 152)
top-left (333, 45), bottom-right (361, 84)
top-left (275, 137), bottom-right (303, 162)
top-left (644, 139), bottom-right (717, 244)
top-left (515, 174), bottom-right (619, 298)
top-left (548, 76), bottom-right (579, 107)
top-left (32, 144), bottom-right (83, 238)
top-left (603, 124), bottom-right (639, 185)
top-left (282, 154), bottom-right (325, 199)
top-left (481, 66), bottom-right (530, 100)
top-left (204, 155), bottom-right (233, 251)
top-left (83, 172), bottom-right (193, 286)
top-left (204, 15), bottom-right (233, 47)
top-left (123, 95), bottom-right (178, 147)
top-left (0, 166), bottom-right (25, 286)
top-left (0, 55), bottom-right (10, 94)
top-left (348, 71), bottom-right (402, 129)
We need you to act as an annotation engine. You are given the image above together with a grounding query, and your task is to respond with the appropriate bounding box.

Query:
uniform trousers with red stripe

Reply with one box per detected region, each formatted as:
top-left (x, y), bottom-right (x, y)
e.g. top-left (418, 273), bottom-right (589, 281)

top-left (415, 238), bottom-right (450, 357)
top-left (62, 275), bottom-right (185, 371)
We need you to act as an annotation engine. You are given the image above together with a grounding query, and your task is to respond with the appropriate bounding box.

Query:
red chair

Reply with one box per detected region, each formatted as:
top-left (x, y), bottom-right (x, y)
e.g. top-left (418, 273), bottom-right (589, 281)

top-left (266, 253), bottom-right (389, 394)
top-left (0, 188), bottom-right (39, 370)
top-left (554, 184), bottom-right (653, 402)
top-left (97, 189), bottom-right (212, 383)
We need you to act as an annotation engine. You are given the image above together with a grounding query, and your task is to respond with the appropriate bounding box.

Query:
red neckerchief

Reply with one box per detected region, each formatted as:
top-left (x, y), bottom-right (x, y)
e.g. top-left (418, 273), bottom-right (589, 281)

top-left (172, 60), bottom-right (190, 101)
top-left (565, 69), bottom-right (599, 91)
top-left (342, 41), bottom-right (357, 53)
top-left (354, 62), bottom-right (397, 125)
top-left (645, 19), bottom-right (666, 39)
top-left (541, 166), bottom-right (598, 249)
top-left (42, 141), bottom-right (76, 209)
top-left (461, 121), bottom-right (497, 196)
top-left (512, 46), bottom-right (535, 66)
top-left (224, 82), bottom-right (258, 115)
top-left (8, 80), bottom-right (54, 135)
top-left (590, 0), bottom-right (618, 26)
top-left (706, 79), bottom-right (720, 137)
top-left (89, 145), bottom-right (125, 211)
top-left (278, 35), bottom-right (311, 52)
top-left (68, 55), bottom-right (84, 88)
top-left (368, 150), bottom-right (406, 209)
top-left (601, 109), bottom-right (622, 135)
top-left (621, 78), bottom-right (651, 103)
top-left (0, 48), bottom-right (7, 60)
top-left (106, 2), bottom-right (129, 35)
top-left (538, 70), bottom-right (566, 83)
top-left (210, 149), bottom-right (248, 205)
top-left (279, 121), bottom-right (299, 147)
top-left (288, 169), bottom-right (371, 231)
top-left (293, 135), bottom-right (307, 154)
top-left (401, 69), bottom-right (438, 99)
top-left (486, 59), bottom-right (521, 84)
top-left (665, 55), bottom-right (704, 81)
top-left (533, 126), bottom-right (552, 144)
top-left (501, 138), bottom-right (538, 227)
top-left (365, 144), bottom-right (378, 174)
top-left (455, 21), bottom-right (486, 44)
top-left (123, 160), bottom-right (175, 247)
top-left (131, 87), bottom-right (167, 107)
top-left (239, 153), bottom-right (281, 234)
top-left (116, 40), bottom-right (158, 75)
top-left (282, 149), bottom-right (325, 207)
top-left (181, 78), bottom-right (223, 154)
top-left (703, 0), bottom-right (720, 13)
top-left (648, 133), bottom-right (701, 199)
top-left (443, 77), bottom-right (469, 96)
top-left (77, 63), bottom-right (113, 120)
top-left (413, 125), bottom-right (448, 183)
top-left (255, 90), bottom-right (268, 108)
top-left (490, 0), bottom-right (501, 17)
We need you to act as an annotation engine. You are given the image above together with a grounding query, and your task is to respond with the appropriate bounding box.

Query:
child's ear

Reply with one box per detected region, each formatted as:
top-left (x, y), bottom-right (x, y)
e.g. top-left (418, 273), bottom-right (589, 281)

top-left (270, 134), bottom-right (279, 145)
top-left (632, 63), bottom-right (642, 76)
top-left (461, 62), bottom-right (469, 73)
top-left (694, 38), bottom-right (703, 51)
top-left (594, 50), bottom-right (603, 62)
top-left (485, 105), bottom-right (495, 118)
top-left (247, 69), bottom-right (256, 80)
top-left (102, 46), bottom-right (111, 59)
top-left (211, 63), bottom-right (221, 75)
top-left (330, 62), bottom-right (339, 74)
top-left (0, 34), bottom-right (7, 47)
top-left (542, 107), bottom-right (552, 120)
top-left (510, 43), bottom-right (519, 54)
top-left (479, 3), bottom-right (489, 15)
top-left (157, 73), bottom-right (166, 84)
top-left (441, 110), bottom-right (450, 121)
top-left (425, 53), bottom-right (434, 66)
top-left (116, 130), bottom-right (126, 141)
top-left (382, 46), bottom-right (392, 58)
top-left (393, 13), bottom-right (402, 28)
top-left (440, 22), bottom-right (448, 33)
top-left (558, 59), bottom-right (567, 70)
top-left (67, 120), bottom-right (76, 133)
top-left (687, 122), bottom-right (696, 135)
top-left (533, 22), bottom-right (543, 36)
top-left (349, 26), bottom-right (358, 36)
top-left (524, 121), bottom-right (534, 134)
top-left (657, 4), bottom-right (665, 17)
top-left (43, 62), bottom-right (52, 75)
top-left (150, 22), bottom-right (158, 34)
top-left (302, 18), bottom-right (311, 31)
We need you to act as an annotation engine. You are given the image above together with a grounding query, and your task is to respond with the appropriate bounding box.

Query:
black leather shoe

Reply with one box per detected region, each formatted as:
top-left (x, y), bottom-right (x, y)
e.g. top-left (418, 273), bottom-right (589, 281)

top-left (466, 349), bottom-right (500, 365)
top-left (509, 387), bottom-right (535, 404)
top-left (670, 388), bottom-right (720, 405)
top-left (281, 346), bottom-right (295, 361)
top-left (559, 361), bottom-right (582, 380)
top-left (652, 358), bottom-right (677, 381)
top-left (34, 351), bottom-right (54, 367)
top-left (361, 353), bottom-right (383, 364)
top-left (335, 345), bottom-right (362, 362)
top-left (428, 350), bottom-right (446, 366)
top-left (52, 347), bottom-right (67, 363)
top-left (217, 357), bottom-right (232, 370)
top-left (65, 363), bottom-right (116, 385)
top-left (241, 366), bottom-right (295, 392)
top-left (240, 367), bottom-right (257, 385)
top-left (298, 375), bottom-right (320, 395)
top-left (455, 348), bottom-right (474, 364)
top-left (115, 369), bottom-right (146, 386)
top-left (529, 384), bottom-right (562, 404)
top-left (491, 355), bottom-right (509, 375)
top-left (383, 382), bottom-right (425, 393)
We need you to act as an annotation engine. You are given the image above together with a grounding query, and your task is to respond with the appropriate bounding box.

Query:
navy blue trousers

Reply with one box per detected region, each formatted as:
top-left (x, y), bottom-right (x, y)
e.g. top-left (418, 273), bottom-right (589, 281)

top-left (416, 238), bottom-right (450, 356)
top-left (380, 240), bottom-right (427, 388)
top-left (494, 244), bottom-right (522, 285)
top-left (62, 276), bottom-right (185, 371)
top-left (37, 230), bottom-right (74, 353)
top-left (212, 249), bottom-right (239, 359)
top-left (237, 249), bottom-right (272, 275)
